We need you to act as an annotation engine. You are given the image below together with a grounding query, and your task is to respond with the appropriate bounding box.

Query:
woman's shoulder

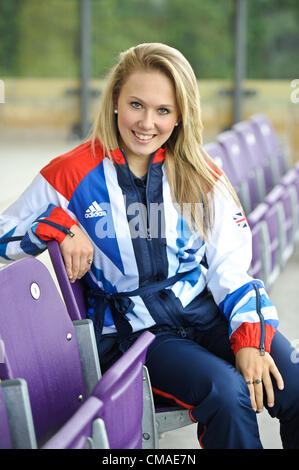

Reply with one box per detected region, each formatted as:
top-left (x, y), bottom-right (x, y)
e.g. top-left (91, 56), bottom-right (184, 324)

top-left (40, 139), bottom-right (104, 201)
top-left (206, 157), bottom-right (223, 182)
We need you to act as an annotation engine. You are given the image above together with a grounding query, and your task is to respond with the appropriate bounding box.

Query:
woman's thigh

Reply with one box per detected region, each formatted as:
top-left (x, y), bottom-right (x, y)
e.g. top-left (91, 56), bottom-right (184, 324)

top-left (145, 328), bottom-right (245, 409)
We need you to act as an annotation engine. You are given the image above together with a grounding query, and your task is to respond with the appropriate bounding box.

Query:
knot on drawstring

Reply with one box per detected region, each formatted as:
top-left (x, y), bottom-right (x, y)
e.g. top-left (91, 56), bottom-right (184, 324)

top-left (88, 288), bottom-right (135, 340)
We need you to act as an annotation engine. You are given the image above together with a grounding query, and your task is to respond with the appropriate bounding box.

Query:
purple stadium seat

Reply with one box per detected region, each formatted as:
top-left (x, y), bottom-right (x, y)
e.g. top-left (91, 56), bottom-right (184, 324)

top-left (280, 168), bottom-right (299, 242)
top-left (204, 141), bottom-right (250, 212)
top-left (0, 257), bottom-right (88, 446)
top-left (204, 141), bottom-right (239, 185)
top-left (248, 182), bottom-right (296, 290)
top-left (0, 257), bottom-right (153, 449)
top-left (250, 114), bottom-right (289, 180)
top-left (91, 331), bottom-right (155, 449)
top-left (264, 184), bottom-right (296, 266)
top-left (217, 130), bottom-right (261, 213)
top-left (233, 120), bottom-right (272, 195)
top-left (44, 329), bottom-right (154, 450)
top-left (42, 396), bottom-right (108, 449)
top-left (48, 240), bottom-right (194, 446)
top-left (48, 238), bottom-right (86, 321)
top-left (0, 385), bottom-right (12, 449)
top-left (247, 203), bottom-right (271, 288)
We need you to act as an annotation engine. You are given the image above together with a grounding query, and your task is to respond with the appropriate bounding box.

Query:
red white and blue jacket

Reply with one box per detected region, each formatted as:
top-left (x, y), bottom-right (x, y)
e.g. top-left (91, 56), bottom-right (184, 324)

top-left (0, 140), bottom-right (278, 353)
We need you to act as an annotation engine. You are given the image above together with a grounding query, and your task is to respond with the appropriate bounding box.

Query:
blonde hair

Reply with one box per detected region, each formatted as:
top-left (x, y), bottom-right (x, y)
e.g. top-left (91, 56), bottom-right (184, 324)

top-left (89, 42), bottom-right (238, 239)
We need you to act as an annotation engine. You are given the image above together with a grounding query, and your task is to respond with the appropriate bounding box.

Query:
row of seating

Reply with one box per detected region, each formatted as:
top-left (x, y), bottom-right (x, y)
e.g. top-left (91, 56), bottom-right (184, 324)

top-left (204, 114), bottom-right (299, 289)
top-left (0, 256), bottom-right (156, 449)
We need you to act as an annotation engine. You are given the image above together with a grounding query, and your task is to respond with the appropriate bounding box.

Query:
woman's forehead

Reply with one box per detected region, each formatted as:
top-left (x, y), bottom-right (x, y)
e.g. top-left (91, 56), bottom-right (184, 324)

top-left (118, 69), bottom-right (177, 104)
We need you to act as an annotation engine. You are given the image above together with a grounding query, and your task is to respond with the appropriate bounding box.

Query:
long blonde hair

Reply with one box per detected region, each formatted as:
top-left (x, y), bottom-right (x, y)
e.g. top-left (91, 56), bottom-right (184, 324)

top-left (89, 42), bottom-right (238, 239)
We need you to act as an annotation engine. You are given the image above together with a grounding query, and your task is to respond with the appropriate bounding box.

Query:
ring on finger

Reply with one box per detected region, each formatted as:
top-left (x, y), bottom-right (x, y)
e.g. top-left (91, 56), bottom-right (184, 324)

top-left (246, 380), bottom-right (253, 385)
top-left (87, 258), bottom-right (93, 265)
top-left (254, 378), bottom-right (262, 385)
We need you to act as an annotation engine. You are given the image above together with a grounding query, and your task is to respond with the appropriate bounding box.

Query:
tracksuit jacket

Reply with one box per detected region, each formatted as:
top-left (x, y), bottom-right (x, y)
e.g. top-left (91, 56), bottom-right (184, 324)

top-left (0, 140), bottom-right (279, 355)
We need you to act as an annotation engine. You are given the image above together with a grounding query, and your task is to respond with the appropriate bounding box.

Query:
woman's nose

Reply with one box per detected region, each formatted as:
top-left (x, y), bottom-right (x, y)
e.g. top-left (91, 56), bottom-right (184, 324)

top-left (138, 110), bottom-right (155, 130)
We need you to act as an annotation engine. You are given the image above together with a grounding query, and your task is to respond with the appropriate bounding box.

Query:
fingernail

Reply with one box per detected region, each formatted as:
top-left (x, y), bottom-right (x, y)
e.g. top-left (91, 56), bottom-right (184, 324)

top-left (268, 402), bottom-right (274, 407)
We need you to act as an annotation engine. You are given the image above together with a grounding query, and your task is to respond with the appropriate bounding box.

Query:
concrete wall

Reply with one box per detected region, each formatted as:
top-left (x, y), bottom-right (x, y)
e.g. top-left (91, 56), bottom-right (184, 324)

top-left (1, 78), bottom-right (298, 162)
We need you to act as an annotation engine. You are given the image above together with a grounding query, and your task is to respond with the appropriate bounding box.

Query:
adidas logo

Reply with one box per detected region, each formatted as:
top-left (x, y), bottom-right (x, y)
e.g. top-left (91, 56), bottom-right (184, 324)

top-left (84, 201), bottom-right (107, 218)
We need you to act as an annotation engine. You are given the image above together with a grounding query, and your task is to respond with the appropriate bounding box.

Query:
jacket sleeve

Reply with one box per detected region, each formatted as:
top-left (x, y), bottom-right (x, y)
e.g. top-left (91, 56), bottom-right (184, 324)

top-left (204, 177), bottom-right (279, 355)
top-left (0, 172), bottom-right (78, 263)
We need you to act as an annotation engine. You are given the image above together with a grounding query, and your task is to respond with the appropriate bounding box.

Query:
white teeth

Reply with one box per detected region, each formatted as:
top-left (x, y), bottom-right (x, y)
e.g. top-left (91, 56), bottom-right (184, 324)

top-left (134, 132), bottom-right (154, 141)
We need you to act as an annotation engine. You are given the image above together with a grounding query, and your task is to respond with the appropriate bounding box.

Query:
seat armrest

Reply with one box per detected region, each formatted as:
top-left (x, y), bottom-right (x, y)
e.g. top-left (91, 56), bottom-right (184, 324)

top-left (1, 378), bottom-right (37, 449)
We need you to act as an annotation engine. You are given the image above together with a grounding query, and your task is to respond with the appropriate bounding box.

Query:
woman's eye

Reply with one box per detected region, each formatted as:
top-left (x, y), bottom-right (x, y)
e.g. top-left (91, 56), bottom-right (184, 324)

top-left (159, 108), bottom-right (169, 115)
top-left (131, 102), bottom-right (142, 109)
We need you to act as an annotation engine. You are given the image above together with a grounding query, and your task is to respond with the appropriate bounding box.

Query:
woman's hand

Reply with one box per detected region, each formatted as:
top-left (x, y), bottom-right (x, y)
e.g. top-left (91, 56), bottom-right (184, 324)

top-left (59, 224), bottom-right (94, 283)
top-left (235, 347), bottom-right (284, 412)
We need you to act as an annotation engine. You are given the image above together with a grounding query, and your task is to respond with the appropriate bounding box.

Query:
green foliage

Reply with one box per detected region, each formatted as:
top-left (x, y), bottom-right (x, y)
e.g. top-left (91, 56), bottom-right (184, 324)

top-left (91, 0), bottom-right (235, 79)
top-left (0, 0), bottom-right (298, 78)
top-left (247, 0), bottom-right (299, 78)
top-left (0, 0), bottom-right (20, 75)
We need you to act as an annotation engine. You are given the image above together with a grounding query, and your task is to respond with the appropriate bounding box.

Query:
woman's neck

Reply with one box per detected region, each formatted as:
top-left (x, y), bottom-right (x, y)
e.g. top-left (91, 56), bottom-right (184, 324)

top-left (123, 149), bottom-right (151, 178)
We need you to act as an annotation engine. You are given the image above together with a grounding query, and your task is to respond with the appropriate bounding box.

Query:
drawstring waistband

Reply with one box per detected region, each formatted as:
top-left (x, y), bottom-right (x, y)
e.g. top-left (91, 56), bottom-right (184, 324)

top-left (88, 269), bottom-right (196, 341)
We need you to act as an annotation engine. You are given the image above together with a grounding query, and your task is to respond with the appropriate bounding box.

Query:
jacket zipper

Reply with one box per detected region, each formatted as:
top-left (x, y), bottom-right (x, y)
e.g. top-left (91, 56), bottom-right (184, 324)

top-left (121, 149), bottom-right (157, 280)
top-left (145, 156), bottom-right (153, 241)
top-left (0, 220), bottom-right (74, 245)
top-left (35, 219), bottom-right (75, 237)
top-left (252, 283), bottom-right (265, 356)
top-left (0, 235), bottom-right (24, 244)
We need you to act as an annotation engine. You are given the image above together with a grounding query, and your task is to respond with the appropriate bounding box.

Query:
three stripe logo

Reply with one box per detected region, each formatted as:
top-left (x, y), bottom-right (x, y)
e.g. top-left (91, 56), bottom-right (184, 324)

top-left (84, 201), bottom-right (107, 218)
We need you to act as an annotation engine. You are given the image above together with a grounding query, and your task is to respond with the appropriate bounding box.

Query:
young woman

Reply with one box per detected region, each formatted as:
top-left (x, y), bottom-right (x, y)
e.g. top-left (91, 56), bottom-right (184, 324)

top-left (1, 43), bottom-right (299, 449)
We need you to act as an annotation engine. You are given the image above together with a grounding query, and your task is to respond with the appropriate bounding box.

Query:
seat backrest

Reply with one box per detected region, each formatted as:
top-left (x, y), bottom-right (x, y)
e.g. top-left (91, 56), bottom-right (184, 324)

top-left (233, 120), bottom-right (267, 167)
top-left (48, 240), bottom-right (87, 320)
top-left (92, 331), bottom-right (155, 449)
top-left (217, 129), bottom-right (253, 182)
top-left (42, 396), bottom-right (108, 449)
top-left (250, 114), bottom-right (279, 158)
top-left (204, 141), bottom-right (239, 186)
top-left (0, 385), bottom-right (12, 449)
top-left (233, 120), bottom-right (272, 195)
top-left (0, 257), bottom-right (87, 446)
top-left (250, 113), bottom-right (287, 177)
top-left (218, 130), bottom-right (262, 211)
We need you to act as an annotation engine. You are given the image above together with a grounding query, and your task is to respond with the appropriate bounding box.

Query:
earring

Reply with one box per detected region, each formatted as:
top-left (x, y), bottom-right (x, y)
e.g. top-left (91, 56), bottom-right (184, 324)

top-left (114, 109), bottom-right (118, 114)
top-left (175, 122), bottom-right (179, 127)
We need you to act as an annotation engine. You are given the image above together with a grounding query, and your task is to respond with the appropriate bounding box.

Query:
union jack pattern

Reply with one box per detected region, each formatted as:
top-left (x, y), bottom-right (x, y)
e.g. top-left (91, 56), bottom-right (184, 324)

top-left (233, 211), bottom-right (248, 229)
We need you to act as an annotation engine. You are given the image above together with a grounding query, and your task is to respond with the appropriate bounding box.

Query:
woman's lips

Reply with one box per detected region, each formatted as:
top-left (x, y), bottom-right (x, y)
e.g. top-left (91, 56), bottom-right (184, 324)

top-left (132, 130), bottom-right (156, 143)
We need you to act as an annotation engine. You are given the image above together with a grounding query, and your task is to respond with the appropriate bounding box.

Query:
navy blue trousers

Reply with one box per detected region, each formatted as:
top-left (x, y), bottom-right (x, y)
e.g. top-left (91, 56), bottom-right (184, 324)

top-left (98, 316), bottom-right (299, 449)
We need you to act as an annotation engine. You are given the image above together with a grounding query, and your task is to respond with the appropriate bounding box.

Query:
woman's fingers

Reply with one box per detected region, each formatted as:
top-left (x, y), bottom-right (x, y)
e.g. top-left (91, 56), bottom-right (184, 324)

top-left (270, 361), bottom-right (284, 392)
top-left (236, 348), bottom-right (284, 414)
top-left (262, 372), bottom-right (275, 408)
top-left (64, 254), bottom-right (73, 281)
top-left (60, 224), bottom-right (94, 282)
top-left (243, 355), bottom-right (285, 413)
top-left (253, 378), bottom-right (264, 412)
top-left (245, 380), bottom-right (257, 412)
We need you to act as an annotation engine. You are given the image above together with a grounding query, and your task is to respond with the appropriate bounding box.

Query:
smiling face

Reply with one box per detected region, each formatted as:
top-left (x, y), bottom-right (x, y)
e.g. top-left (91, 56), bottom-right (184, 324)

top-left (115, 69), bottom-right (179, 174)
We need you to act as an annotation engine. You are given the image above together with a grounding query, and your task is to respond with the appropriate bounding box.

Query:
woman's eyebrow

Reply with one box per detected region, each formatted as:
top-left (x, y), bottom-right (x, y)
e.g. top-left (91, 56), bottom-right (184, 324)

top-left (129, 95), bottom-right (175, 108)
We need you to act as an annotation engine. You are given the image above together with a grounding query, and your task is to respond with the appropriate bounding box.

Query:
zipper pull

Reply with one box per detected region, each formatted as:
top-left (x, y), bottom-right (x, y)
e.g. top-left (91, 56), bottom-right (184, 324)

top-left (146, 228), bottom-right (152, 240)
top-left (260, 345), bottom-right (265, 356)
top-left (65, 228), bottom-right (75, 238)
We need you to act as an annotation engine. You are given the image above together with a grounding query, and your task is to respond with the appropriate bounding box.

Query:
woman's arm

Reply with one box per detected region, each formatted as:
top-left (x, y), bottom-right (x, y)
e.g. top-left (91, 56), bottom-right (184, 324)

top-left (204, 177), bottom-right (282, 410)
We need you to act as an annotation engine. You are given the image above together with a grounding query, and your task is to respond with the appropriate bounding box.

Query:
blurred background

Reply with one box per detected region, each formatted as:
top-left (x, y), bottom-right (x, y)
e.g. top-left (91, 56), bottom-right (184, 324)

top-left (0, 0), bottom-right (299, 159)
top-left (0, 0), bottom-right (299, 449)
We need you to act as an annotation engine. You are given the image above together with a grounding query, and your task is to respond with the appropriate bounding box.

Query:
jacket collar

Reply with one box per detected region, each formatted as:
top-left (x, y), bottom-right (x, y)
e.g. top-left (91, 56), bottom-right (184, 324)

top-left (109, 147), bottom-right (166, 165)
top-left (93, 138), bottom-right (166, 165)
